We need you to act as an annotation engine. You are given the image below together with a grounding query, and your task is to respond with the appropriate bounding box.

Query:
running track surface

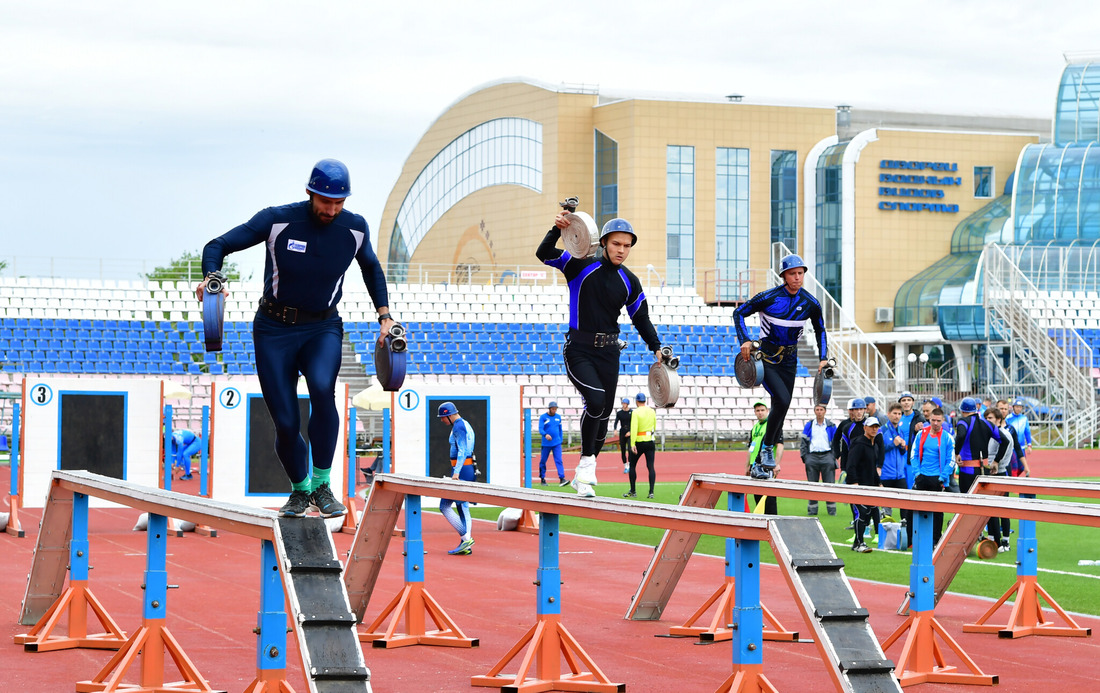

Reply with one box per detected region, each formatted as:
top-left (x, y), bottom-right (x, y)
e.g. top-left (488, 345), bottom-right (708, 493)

top-left (2, 449), bottom-right (1098, 692)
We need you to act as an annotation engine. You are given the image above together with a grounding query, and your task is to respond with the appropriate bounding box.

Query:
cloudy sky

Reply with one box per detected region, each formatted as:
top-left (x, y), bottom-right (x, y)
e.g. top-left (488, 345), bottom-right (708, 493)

top-left (2, 0), bottom-right (1098, 280)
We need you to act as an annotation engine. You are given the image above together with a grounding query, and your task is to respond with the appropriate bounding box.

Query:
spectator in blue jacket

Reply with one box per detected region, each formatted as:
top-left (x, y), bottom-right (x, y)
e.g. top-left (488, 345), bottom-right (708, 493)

top-left (538, 402), bottom-right (566, 486)
top-left (799, 403), bottom-right (837, 516)
top-left (908, 407), bottom-right (955, 548)
top-left (879, 403), bottom-right (908, 522)
top-left (1006, 398), bottom-right (1035, 457)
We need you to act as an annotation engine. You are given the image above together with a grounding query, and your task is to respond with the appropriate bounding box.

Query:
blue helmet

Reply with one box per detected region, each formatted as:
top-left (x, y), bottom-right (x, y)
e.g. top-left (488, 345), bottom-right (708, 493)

top-left (779, 254), bottom-right (808, 276)
top-left (621, 397), bottom-right (630, 404)
top-left (636, 392), bottom-right (647, 402)
top-left (898, 391), bottom-right (914, 401)
top-left (437, 401), bottom-right (458, 418)
top-left (307, 159), bottom-right (352, 199)
top-left (599, 218), bottom-right (637, 247)
top-left (960, 397), bottom-right (978, 414)
top-left (548, 401), bottom-right (558, 409)
top-left (848, 398), bottom-right (866, 410)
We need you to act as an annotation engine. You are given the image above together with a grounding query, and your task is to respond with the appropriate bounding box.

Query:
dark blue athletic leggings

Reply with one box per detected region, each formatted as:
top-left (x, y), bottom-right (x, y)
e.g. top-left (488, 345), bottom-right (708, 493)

top-left (761, 355), bottom-right (797, 446)
top-left (253, 312), bottom-right (344, 484)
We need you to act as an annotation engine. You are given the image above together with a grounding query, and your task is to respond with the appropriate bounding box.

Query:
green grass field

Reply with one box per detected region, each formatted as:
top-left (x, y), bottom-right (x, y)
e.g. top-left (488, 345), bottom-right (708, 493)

top-left (467, 479), bottom-right (1100, 617)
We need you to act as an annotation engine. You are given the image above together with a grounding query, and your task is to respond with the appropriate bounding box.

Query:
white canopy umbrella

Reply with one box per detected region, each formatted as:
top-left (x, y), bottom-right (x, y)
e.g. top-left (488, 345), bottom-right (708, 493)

top-left (352, 379), bottom-right (391, 411)
top-left (161, 380), bottom-right (192, 400)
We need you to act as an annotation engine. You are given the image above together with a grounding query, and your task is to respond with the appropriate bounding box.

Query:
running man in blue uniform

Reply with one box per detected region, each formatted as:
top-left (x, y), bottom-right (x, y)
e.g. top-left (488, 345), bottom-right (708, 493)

top-left (734, 254), bottom-right (828, 476)
top-left (438, 401), bottom-right (476, 555)
top-left (537, 214), bottom-right (663, 498)
top-left (197, 159), bottom-right (396, 518)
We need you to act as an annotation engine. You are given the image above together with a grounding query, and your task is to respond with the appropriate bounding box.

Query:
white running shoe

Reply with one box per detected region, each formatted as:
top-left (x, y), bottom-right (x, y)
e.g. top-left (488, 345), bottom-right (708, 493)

top-left (575, 481), bottom-right (596, 498)
top-left (575, 455), bottom-right (598, 485)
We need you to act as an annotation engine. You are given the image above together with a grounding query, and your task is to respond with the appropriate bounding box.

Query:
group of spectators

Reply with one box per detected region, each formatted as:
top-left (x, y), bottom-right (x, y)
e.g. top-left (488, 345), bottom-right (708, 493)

top-left (797, 392), bottom-right (1034, 553)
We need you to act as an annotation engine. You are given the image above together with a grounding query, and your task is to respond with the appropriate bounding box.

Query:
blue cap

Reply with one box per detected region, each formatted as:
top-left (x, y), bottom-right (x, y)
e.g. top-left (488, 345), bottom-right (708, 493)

top-left (899, 391), bottom-right (914, 401)
top-left (1013, 398), bottom-right (1025, 406)
top-left (636, 392), bottom-right (647, 402)
top-left (864, 396), bottom-right (876, 404)
top-left (548, 401), bottom-right (558, 408)
top-left (960, 397), bottom-right (978, 414)
top-left (622, 397), bottom-right (630, 404)
top-left (930, 397), bottom-right (943, 408)
top-left (848, 398), bottom-right (866, 409)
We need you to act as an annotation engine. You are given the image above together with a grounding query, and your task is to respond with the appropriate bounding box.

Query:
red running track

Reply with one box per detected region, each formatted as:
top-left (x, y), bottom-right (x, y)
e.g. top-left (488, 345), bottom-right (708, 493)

top-left (1, 449), bottom-right (1097, 692)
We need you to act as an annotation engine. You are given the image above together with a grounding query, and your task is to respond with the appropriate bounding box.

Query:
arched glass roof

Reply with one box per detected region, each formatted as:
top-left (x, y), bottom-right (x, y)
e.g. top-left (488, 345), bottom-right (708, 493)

top-left (388, 117), bottom-right (543, 266)
top-left (894, 253), bottom-right (980, 328)
top-left (1055, 62), bottom-right (1100, 146)
top-left (950, 194), bottom-right (1012, 253)
top-left (1013, 141), bottom-right (1100, 243)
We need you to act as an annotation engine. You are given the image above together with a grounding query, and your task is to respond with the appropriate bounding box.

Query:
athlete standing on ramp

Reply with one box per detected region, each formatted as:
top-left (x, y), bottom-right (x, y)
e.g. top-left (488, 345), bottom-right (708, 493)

top-left (197, 159), bottom-right (396, 518)
top-left (537, 214), bottom-right (663, 498)
top-left (734, 254), bottom-right (828, 478)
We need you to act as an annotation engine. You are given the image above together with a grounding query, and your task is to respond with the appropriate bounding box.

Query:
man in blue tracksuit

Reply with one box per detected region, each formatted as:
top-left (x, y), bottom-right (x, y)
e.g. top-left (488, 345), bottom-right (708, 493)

top-left (538, 401), bottom-right (565, 486)
top-left (170, 429), bottom-right (202, 480)
top-left (879, 404), bottom-right (909, 521)
top-left (1006, 398), bottom-right (1035, 459)
top-left (735, 254), bottom-right (828, 476)
top-left (198, 159), bottom-right (395, 518)
top-left (909, 407), bottom-right (955, 548)
top-left (438, 401), bottom-right (476, 555)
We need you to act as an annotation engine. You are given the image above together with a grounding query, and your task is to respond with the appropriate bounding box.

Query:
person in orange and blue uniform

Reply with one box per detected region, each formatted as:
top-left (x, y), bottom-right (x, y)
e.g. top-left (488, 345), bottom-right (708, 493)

top-left (438, 401), bottom-right (476, 555)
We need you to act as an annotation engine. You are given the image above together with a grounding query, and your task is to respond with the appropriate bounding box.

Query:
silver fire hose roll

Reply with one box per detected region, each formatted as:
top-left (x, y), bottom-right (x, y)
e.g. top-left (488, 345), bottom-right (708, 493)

top-left (647, 346), bottom-right (681, 408)
top-left (561, 211), bottom-right (599, 259)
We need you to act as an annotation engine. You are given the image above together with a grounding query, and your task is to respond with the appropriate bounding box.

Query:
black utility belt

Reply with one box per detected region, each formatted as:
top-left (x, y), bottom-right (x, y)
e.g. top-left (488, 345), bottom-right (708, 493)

top-left (759, 343), bottom-right (797, 363)
top-left (568, 329), bottom-right (621, 348)
top-left (259, 297), bottom-right (338, 325)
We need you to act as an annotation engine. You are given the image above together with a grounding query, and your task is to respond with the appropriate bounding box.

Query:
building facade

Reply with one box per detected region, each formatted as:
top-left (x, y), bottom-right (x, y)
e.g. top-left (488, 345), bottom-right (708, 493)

top-left (378, 78), bottom-right (1042, 352)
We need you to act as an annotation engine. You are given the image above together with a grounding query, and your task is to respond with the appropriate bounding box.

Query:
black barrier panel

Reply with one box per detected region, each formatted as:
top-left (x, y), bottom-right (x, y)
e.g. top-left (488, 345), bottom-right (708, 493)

top-left (247, 394), bottom-right (311, 494)
top-left (426, 397), bottom-right (489, 482)
top-left (59, 393), bottom-right (125, 479)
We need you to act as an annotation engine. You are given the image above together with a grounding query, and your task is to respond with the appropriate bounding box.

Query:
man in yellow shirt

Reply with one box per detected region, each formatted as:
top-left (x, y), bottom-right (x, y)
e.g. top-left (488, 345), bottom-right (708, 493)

top-left (624, 392), bottom-right (658, 499)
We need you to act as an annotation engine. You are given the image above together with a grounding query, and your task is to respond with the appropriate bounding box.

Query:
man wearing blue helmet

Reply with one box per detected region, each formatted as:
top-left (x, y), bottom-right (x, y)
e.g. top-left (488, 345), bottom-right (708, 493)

top-left (438, 402), bottom-right (476, 555)
top-left (538, 401), bottom-right (565, 486)
top-left (538, 213), bottom-right (663, 498)
top-left (198, 159), bottom-right (396, 518)
top-left (735, 254), bottom-right (828, 474)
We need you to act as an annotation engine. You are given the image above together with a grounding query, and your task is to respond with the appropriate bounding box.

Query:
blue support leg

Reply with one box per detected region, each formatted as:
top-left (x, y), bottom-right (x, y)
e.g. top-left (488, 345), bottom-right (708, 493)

top-left (524, 408), bottom-right (533, 489)
top-left (163, 405), bottom-right (173, 492)
top-left (536, 514), bottom-right (561, 616)
top-left (255, 540), bottom-right (288, 673)
top-left (382, 408), bottom-right (391, 473)
top-left (200, 405), bottom-right (210, 497)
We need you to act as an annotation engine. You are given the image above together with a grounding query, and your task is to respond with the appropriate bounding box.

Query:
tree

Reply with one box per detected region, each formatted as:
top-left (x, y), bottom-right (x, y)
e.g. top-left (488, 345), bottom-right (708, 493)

top-left (142, 251), bottom-right (246, 283)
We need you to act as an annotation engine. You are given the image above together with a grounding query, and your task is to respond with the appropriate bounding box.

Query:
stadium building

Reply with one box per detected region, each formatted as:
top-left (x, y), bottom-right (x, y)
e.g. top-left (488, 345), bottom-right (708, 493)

top-left (2, 58), bottom-right (1099, 446)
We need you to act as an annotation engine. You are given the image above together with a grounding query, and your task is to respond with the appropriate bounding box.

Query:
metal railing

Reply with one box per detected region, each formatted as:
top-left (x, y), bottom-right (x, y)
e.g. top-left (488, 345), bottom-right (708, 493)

top-left (981, 243), bottom-right (1097, 446)
top-left (769, 243), bottom-right (895, 402)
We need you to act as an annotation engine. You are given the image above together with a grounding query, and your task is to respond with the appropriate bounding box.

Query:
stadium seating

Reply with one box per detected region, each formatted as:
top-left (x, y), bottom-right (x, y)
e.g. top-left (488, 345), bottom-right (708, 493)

top-left (0, 277), bottom-right (839, 437)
